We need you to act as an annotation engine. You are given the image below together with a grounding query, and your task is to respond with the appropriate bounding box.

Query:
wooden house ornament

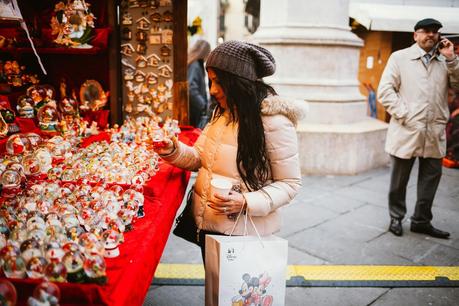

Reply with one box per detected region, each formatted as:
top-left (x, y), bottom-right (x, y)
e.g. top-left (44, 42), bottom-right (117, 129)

top-left (159, 0), bottom-right (172, 7)
top-left (162, 29), bottom-right (173, 44)
top-left (136, 16), bottom-right (151, 31)
top-left (124, 68), bottom-right (135, 81)
top-left (149, 31), bottom-right (162, 45)
top-left (160, 45), bottom-right (171, 57)
top-left (121, 43), bottom-right (135, 56)
top-left (134, 70), bottom-right (146, 83)
top-left (158, 65), bottom-right (172, 78)
top-left (139, 0), bottom-right (149, 8)
top-left (122, 12), bottom-right (133, 25)
top-left (162, 11), bottom-right (173, 23)
top-left (150, 12), bottom-right (161, 24)
top-left (146, 54), bottom-right (161, 67)
top-left (146, 72), bottom-right (158, 85)
top-left (135, 55), bottom-right (148, 68)
top-left (128, 0), bottom-right (140, 8)
top-left (150, 0), bottom-right (159, 9)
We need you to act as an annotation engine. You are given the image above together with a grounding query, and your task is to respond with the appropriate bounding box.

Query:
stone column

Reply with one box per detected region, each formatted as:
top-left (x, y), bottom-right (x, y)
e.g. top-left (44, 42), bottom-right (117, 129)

top-left (252, 0), bottom-right (388, 174)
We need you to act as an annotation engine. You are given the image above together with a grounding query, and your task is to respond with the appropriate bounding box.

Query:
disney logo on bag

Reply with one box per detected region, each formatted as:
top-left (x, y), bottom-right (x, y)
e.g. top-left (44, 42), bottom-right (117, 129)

top-left (226, 247), bottom-right (237, 261)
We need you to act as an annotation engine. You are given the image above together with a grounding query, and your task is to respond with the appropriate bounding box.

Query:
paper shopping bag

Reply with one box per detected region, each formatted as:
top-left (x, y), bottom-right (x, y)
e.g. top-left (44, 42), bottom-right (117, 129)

top-left (205, 235), bottom-right (288, 306)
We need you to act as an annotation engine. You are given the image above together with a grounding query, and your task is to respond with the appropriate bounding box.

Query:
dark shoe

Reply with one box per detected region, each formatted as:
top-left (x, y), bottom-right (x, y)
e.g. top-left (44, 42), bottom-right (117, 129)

top-left (410, 223), bottom-right (450, 239)
top-left (389, 218), bottom-right (403, 236)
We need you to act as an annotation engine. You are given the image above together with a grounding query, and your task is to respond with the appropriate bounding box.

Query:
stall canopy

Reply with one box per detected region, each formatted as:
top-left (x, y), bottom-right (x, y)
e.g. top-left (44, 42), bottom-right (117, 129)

top-left (349, 2), bottom-right (459, 34)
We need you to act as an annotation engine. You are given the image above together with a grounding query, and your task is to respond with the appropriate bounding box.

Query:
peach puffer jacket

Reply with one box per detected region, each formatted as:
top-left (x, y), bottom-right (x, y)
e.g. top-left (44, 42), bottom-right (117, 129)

top-left (162, 96), bottom-right (304, 236)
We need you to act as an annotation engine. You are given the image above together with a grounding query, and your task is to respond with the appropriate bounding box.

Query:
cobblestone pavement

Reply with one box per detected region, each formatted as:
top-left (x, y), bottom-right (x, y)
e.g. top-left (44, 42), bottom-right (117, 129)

top-left (144, 162), bottom-right (459, 306)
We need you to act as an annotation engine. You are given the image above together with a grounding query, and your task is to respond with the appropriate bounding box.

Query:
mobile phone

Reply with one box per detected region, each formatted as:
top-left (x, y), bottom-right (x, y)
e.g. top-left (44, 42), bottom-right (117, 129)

top-left (435, 34), bottom-right (444, 55)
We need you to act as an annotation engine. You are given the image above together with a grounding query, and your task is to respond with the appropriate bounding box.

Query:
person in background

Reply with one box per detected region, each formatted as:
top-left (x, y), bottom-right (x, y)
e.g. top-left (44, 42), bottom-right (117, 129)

top-left (378, 18), bottom-right (459, 239)
top-left (445, 88), bottom-right (459, 166)
top-left (187, 39), bottom-right (211, 128)
top-left (154, 40), bottom-right (304, 261)
top-left (364, 82), bottom-right (377, 118)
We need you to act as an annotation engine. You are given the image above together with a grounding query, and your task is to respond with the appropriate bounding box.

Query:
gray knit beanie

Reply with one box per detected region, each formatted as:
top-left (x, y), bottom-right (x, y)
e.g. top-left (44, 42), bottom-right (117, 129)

top-left (206, 40), bottom-right (276, 81)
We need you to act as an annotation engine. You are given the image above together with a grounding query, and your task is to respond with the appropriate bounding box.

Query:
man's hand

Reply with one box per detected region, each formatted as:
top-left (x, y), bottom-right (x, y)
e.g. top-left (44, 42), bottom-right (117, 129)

top-left (438, 37), bottom-right (456, 60)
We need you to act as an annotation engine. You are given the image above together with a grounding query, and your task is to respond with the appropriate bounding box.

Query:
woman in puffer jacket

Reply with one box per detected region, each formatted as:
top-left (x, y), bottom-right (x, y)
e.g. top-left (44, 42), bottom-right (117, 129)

top-left (155, 40), bottom-right (304, 261)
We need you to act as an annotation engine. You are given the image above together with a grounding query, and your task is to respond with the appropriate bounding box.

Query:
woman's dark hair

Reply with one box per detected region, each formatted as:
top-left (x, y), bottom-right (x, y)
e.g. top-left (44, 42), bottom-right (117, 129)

top-left (210, 68), bottom-right (277, 191)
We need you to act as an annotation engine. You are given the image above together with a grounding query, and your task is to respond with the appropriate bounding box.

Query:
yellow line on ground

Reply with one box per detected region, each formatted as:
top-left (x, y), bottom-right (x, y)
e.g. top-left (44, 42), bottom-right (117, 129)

top-left (155, 264), bottom-right (205, 279)
top-left (155, 264), bottom-right (459, 281)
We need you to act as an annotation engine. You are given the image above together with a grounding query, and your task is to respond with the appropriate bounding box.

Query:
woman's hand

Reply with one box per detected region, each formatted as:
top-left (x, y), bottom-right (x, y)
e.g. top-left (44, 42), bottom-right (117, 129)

top-left (208, 190), bottom-right (246, 215)
top-left (152, 136), bottom-right (176, 155)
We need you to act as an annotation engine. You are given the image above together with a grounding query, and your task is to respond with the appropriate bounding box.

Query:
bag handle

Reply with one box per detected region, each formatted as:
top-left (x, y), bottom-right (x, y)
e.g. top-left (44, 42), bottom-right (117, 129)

top-left (229, 203), bottom-right (264, 248)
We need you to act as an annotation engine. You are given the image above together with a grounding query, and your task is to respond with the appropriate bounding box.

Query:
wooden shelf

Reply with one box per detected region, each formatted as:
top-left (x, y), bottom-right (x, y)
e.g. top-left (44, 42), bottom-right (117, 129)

top-left (0, 46), bottom-right (106, 55)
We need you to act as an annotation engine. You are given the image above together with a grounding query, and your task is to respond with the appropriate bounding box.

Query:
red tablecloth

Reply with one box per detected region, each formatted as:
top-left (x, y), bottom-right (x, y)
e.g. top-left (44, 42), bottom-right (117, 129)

top-left (3, 127), bottom-right (201, 306)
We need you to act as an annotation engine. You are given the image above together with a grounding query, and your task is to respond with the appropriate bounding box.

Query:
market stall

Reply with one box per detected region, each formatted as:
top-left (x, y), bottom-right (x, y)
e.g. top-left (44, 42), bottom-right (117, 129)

top-left (0, 127), bottom-right (200, 305)
top-left (0, 0), bottom-right (192, 304)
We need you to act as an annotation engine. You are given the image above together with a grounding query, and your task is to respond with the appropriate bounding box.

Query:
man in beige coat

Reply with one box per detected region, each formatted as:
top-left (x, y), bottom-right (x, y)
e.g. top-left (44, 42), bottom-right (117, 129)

top-left (378, 18), bottom-right (459, 239)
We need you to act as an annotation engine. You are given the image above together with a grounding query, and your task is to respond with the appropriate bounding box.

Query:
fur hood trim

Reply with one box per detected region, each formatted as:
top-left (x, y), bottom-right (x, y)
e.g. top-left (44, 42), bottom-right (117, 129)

top-left (261, 95), bottom-right (307, 126)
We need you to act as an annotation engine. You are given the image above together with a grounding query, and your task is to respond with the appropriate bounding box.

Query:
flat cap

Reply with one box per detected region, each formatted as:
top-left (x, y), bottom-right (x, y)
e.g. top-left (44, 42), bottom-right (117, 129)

top-left (414, 18), bottom-right (443, 31)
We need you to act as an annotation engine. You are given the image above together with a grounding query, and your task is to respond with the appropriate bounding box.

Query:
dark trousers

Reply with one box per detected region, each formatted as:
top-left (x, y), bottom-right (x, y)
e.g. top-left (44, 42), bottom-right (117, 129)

top-left (198, 230), bottom-right (225, 264)
top-left (388, 155), bottom-right (442, 224)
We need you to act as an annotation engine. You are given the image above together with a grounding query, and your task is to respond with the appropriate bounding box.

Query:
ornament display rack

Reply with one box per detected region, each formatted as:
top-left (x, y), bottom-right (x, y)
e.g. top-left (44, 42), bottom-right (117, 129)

top-left (0, 0), bottom-right (120, 124)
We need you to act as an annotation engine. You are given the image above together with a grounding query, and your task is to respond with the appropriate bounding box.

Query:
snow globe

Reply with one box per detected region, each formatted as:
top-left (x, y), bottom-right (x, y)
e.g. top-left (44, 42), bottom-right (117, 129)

top-left (33, 147), bottom-right (53, 174)
top-left (5, 134), bottom-right (31, 155)
top-left (0, 279), bottom-right (17, 306)
top-left (1, 169), bottom-right (21, 198)
top-left (62, 250), bottom-right (85, 283)
top-left (25, 132), bottom-right (43, 148)
top-left (29, 281), bottom-right (60, 306)
top-left (83, 254), bottom-right (107, 284)
top-left (22, 155), bottom-right (42, 178)
top-left (26, 256), bottom-right (48, 279)
top-left (16, 95), bottom-right (35, 118)
top-left (78, 232), bottom-right (104, 255)
top-left (44, 261), bottom-right (67, 282)
top-left (37, 105), bottom-right (59, 132)
top-left (101, 229), bottom-right (122, 258)
top-left (20, 238), bottom-right (43, 262)
top-left (44, 242), bottom-right (65, 263)
top-left (3, 255), bottom-right (26, 278)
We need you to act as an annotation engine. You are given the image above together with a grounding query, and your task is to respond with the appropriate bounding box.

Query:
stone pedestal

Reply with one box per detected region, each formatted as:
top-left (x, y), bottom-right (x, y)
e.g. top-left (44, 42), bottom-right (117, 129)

top-left (252, 0), bottom-right (388, 175)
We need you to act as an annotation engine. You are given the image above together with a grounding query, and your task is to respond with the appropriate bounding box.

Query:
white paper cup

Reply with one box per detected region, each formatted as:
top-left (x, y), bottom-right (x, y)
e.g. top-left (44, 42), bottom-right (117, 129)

top-left (210, 178), bottom-right (233, 199)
